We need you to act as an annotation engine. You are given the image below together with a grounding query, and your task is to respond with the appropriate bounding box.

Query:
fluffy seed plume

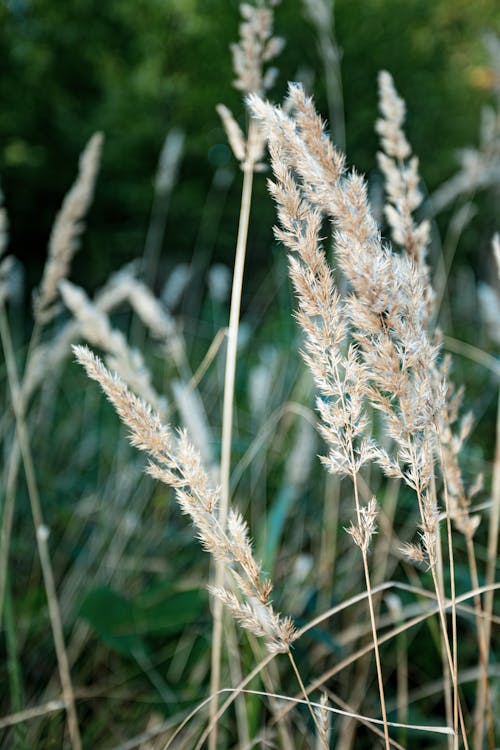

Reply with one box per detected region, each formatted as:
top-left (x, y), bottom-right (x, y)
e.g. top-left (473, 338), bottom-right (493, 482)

top-left (231, 1), bottom-right (284, 97)
top-left (61, 280), bottom-right (166, 415)
top-left (73, 345), bottom-right (296, 653)
top-left (249, 85), bottom-right (441, 499)
top-left (376, 70), bottom-right (432, 311)
top-left (218, 1), bottom-right (284, 171)
top-left (34, 132), bottom-right (103, 324)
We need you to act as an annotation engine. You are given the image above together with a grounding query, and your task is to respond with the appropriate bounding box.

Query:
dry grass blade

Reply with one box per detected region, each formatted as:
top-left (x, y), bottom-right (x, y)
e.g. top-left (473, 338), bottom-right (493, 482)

top-left (211, 4), bottom-right (285, 747)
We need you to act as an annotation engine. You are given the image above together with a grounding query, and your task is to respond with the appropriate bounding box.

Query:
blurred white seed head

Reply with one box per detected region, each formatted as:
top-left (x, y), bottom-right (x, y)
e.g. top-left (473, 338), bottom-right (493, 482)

top-left (376, 70), bottom-right (411, 161)
top-left (34, 132), bottom-right (104, 323)
top-left (60, 279), bottom-right (167, 415)
top-left (248, 346), bottom-right (279, 418)
top-left (208, 263), bottom-right (232, 304)
top-left (161, 263), bottom-right (191, 309)
top-left (155, 128), bottom-right (184, 196)
top-left (127, 278), bottom-right (175, 340)
top-left (216, 105), bottom-right (246, 164)
top-left (172, 380), bottom-right (214, 468)
top-left (286, 416), bottom-right (316, 491)
top-left (231, 1), bottom-right (284, 97)
top-left (478, 281), bottom-right (500, 345)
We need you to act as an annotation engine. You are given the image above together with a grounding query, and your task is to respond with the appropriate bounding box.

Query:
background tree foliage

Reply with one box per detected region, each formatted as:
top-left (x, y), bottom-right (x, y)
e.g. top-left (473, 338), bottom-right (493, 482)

top-left (0, 0), bottom-right (498, 294)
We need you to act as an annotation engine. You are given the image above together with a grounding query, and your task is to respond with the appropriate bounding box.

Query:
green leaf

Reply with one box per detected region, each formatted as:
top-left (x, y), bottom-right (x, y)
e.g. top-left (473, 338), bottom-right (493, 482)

top-left (79, 582), bottom-right (207, 656)
top-left (79, 586), bottom-right (147, 657)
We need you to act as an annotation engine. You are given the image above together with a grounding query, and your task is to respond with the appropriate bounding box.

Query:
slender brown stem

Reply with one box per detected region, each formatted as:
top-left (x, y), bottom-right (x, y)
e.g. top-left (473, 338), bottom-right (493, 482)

top-left (436, 437), bottom-right (459, 748)
top-left (287, 649), bottom-right (328, 749)
top-left (466, 534), bottom-right (495, 750)
top-left (0, 308), bottom-right (82, 750)
top-left (209, 125), bottom-right (256, 750)
top-left (476, 389), bottom-right (500, 750)
top-left (430, 567), bottom-right (469, 750)
top-left (0, 319), bottom-right (42, 624)
top-left (351, 462), bottom-right (390, 750)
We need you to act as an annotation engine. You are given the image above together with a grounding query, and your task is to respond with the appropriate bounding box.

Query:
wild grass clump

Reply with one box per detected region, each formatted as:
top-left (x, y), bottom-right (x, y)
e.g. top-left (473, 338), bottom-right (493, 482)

top-left (0, 2), bottom-right (499, 749)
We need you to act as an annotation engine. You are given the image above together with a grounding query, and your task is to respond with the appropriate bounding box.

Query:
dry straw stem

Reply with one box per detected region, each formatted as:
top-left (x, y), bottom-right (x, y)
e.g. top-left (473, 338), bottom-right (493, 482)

top-left (212, 4), bottom-right (285, 747)
top-left (0, 309), bottom-right (82, 750)
top-left (376, 70), bottom-right (464, 745)
top-left (190, 577), bottom-right (496, 750)
top-left (33, 132), bottom-right (103, 324)
top-left (73, 345), bottom-right (296, 655)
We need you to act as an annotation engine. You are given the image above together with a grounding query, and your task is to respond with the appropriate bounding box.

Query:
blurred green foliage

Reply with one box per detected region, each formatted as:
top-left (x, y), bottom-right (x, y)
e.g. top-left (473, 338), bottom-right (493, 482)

top-left (0, 0), bottom-right (498, 292)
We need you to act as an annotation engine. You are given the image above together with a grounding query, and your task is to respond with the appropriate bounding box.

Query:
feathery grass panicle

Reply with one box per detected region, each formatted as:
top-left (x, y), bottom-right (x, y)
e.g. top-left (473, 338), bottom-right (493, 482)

top-left (60, 279), bottom-right (167, 415)
top-left (376, 71), bottom-right (432, 309)
top-left (437, 356), bottom-right (482, 539)
top-left (249, 85), bottom-right (441, 510)
top-left (73, 345), bottom-right (296, 654)
top-left (217, 1), bottom-right (284, 172)
top-left (34, 132), bottom-right (103, 324)
top-left (231, 1), bottom-right (284, 97)
top-left (265, 137), bottom-right (373, 480)
top-left (314, 693), bottom-right (331, 750)
top-left (250, 86), bottom-right (395, 745)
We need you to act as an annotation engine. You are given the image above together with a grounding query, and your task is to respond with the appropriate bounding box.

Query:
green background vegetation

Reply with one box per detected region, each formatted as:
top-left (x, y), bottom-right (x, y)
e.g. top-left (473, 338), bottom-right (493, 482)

top-left (0, 0), bottom-right (498, 292)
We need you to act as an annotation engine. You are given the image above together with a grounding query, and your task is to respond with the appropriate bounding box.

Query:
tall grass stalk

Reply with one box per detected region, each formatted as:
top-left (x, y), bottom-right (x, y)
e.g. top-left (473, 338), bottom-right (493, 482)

top-left (210, 3), bottom-right (285, 744)
top-left (477, 390), bottom-right (500, 749)
top-left (0, 133), bottom-right (102, 627)
top-left (211, 124), bottom-right (256, 748)
top-left (0, 308), bottom-right (82, 750)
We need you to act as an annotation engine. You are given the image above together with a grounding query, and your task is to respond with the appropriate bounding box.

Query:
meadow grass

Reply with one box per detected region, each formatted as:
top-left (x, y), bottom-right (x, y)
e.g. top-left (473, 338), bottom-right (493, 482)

top-left (0, 2), bottom-right (499, 749)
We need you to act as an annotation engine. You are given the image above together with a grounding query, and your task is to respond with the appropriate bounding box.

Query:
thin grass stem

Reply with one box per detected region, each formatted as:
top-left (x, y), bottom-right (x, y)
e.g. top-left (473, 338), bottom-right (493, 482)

top-left (210, 120), bottom-right (257, 750)
top-left (287, 648), bottom-right (328, 748)
top-left (0, 307), bottom-right (82, 750)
